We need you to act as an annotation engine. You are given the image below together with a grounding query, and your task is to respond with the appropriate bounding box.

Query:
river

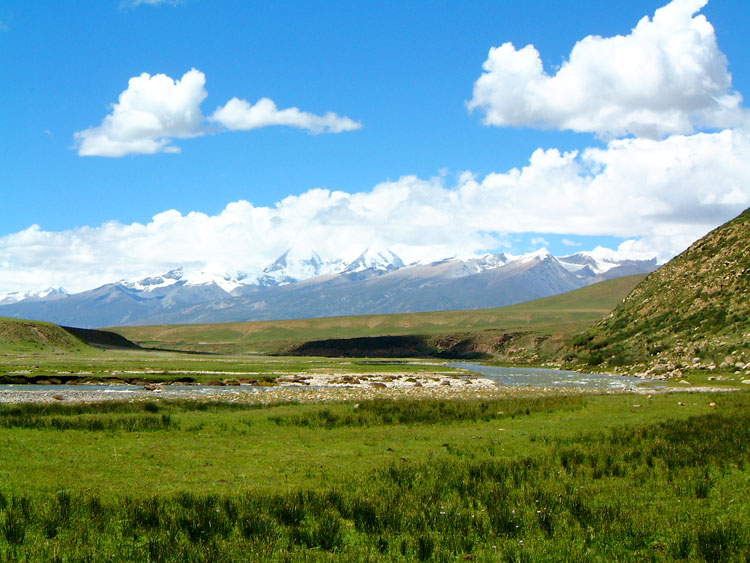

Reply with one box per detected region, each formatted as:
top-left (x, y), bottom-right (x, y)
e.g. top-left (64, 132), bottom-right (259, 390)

top-left (449, 362), bottom-right (646, 390)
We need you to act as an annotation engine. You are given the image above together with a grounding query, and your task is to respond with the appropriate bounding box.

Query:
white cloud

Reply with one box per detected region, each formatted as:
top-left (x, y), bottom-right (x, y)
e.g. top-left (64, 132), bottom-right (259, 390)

top-left (74, 69), bottom-right (361, 157)
top-left (562, 239), bottom-right (582, 247)
top-left (530, 236), bottom-right (549, 247)
top-left (468, 0), bottom-right (746, 139)
top-left (211, 98), bottom-right (362, 134)
top-left (4, 128), bottom-right (749, 293)
top-left (74, 69), bottom-right (207, 157)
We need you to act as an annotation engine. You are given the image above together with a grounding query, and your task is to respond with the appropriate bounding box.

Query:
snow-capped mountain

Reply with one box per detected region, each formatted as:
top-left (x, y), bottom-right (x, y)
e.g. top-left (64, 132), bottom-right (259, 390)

top-left (118, 269), bottom-right (184, 292)
top-left (342, 248), bottom-right (405, 274)
top-left (257, 250), bottom-right (345, 287)
top-left (0, 248), bottom-right (658, 328)
top-left (118, 268), bottom-right (246, 294)
top-left (558, 250), bottom-right (658, 282)
top-left (0, 287), bottom-right (67, 306)
top-left (417, 253), bottom-right (509, 279)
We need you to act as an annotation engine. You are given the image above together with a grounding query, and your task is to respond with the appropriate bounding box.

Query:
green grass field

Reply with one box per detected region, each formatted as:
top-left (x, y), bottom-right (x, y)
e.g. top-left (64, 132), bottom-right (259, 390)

top-left (0, 347), bottom-right (458, 386)
top-left (0, 392), bottom-right (748, 560)
top-left (0, 318), bottom-right (89, 354)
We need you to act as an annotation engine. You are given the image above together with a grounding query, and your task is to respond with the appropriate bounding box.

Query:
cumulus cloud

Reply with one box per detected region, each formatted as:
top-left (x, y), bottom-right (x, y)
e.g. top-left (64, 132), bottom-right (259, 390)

top-left (74, 69), bottom-right (361, 157)
top-left (468, 0), bottom-right (746, 138)
top-left (4, 129), bottom-right (749, 292)
top-left (211, 98), bottom-right (362, 134)
top-left (74, 69), bottom-right (207, 157)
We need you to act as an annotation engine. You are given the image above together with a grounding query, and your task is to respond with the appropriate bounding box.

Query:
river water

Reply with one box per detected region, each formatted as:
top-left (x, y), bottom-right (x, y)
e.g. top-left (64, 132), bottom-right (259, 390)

top-left (0, 364), bottom-right (646, 394)
top-left (449, 362), bottom-right (646, 390)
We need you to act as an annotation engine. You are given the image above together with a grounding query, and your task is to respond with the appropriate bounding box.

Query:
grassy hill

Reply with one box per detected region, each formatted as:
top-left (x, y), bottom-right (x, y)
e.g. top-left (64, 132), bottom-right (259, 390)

top-left (0, 318), bottom-right (140, 355)
top-left (0, 317), bottom-right (89, 353)
top-left (113, 274), bottom-right (646, 359)
top-left (562, 208), bottom-right (749, 377)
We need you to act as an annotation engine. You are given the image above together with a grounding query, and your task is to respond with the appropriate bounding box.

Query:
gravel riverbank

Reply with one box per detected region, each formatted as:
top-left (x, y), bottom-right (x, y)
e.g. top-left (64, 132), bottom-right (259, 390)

top-left (0, 372), bottom-right (736, 405)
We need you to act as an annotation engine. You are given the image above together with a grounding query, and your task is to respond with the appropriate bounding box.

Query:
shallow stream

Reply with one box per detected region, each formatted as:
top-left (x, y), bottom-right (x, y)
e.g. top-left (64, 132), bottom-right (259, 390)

top-left (449, 362), bottom-right (646, 390)
top-left (0, 363), bottom-right (646, 394)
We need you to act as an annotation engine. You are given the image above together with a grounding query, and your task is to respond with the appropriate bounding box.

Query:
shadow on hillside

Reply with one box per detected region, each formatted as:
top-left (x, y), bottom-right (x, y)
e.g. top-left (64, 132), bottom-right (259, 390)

top-left (60, 326), bottom-right (142, 350)
top-left (283, 334), bottom-right (491, 360)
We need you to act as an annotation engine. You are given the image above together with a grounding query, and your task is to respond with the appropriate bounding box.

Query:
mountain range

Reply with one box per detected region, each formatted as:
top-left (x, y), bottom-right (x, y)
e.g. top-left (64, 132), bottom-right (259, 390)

top-left (0, 248), bottom-right (657, 328)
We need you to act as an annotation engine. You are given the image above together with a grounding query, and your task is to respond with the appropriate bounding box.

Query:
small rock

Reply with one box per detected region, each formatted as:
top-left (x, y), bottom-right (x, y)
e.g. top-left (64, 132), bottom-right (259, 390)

top-left (53, 394), bottom-right (65, 401)
top-left (709, 402), bottom-right (717, 408)
top-left (679, 380), bottom-right (692, 385)
top-left (678, 401), bottom-right (686, 406)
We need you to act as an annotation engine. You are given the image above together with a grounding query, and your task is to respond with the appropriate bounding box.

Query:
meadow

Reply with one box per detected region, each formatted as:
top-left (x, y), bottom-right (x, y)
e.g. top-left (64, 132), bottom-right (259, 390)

top-left (1, 391), bottom-right (748, 561)
top-left (0, 346), bottom-right (461, 386)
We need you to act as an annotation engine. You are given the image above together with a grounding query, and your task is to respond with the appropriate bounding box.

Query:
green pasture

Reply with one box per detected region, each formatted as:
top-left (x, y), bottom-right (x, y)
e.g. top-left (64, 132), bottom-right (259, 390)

top-left (0, 348), bottom-right (455, 385)
top-left (1, 391), bottom-right (748, 560)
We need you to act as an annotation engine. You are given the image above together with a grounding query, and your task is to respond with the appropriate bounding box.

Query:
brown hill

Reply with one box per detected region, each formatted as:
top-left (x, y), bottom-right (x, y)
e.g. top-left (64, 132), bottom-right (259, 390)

top-left (562, 208), bottom-right (749, 377)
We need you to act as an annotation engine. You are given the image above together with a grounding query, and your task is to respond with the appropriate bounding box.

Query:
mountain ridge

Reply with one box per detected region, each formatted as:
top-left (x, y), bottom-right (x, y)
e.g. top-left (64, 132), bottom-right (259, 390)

top-left (0, 249), bottom-right (657, 328)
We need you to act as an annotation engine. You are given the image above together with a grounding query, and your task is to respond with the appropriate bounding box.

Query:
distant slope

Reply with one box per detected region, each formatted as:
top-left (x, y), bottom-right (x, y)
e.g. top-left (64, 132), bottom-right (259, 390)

top-left (562, 208), bottom-right (749, 375)
top-left (0, 317), bottom-right (89, 353)
top-left (113, 274), bottom-right (646, 356)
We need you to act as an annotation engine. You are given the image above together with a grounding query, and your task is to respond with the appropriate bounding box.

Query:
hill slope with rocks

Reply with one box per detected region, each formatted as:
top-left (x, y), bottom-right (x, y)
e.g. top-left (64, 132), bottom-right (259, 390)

top-left (562, 208), bottom-right (749, 378)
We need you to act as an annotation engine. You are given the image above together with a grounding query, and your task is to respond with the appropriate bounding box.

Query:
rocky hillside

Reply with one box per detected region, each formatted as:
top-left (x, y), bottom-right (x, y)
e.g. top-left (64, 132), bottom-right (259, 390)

top-left (562, 208), bottom-right (749, 378)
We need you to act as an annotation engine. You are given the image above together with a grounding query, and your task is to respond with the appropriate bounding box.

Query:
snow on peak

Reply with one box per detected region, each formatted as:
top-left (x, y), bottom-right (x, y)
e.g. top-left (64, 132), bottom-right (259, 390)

top-left (0, 287), bottom-right (68, 305)
top-left (558, 247), bottom-right (656, 275)
top-left (119, 268), bottom-right (184, 292)
top-left (259, 249), bottom-right (345, 286)
top-left (511, 248), bottom-right (554, 264)
top-left (473, 253), bottom-right (509, 270)
top-left (435, 253), bottom-right (510, 278)
top-left (183, 271), bottom-right (245, 293)
top-left (343, 248), bottom-right (404, 273)
top-left (119, 267), bottom-right (248, 294)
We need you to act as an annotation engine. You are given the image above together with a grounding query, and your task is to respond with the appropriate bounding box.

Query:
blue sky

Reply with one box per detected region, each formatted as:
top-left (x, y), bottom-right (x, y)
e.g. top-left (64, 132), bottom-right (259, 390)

top-left (1, 0), bottom-right (749, 292)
